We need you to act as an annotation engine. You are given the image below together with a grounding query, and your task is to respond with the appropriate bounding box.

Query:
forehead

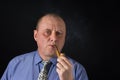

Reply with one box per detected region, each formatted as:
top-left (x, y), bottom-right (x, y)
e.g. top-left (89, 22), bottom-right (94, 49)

top-left (37, 14), bottom-right (66, 30)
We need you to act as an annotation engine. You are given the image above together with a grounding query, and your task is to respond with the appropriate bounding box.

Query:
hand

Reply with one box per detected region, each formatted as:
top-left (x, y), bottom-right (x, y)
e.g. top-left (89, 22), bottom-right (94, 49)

top-left (56, 53), bottom-right (74, 80)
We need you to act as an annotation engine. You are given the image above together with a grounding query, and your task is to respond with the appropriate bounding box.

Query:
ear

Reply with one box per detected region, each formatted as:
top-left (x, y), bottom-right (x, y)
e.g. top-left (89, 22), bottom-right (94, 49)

top-left (34, 30), bottom-right (38, 41)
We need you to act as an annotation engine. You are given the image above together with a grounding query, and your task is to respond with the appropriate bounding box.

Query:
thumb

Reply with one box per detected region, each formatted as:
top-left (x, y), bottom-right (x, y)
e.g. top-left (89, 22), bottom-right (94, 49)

top-left (60, 53), bottom-right (65, 56)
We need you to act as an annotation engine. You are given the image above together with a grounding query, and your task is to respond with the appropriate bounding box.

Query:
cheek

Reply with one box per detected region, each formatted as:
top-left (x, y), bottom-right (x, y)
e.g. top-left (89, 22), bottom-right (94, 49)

top-left (58, 38), bottom-right (65, 49)
top-left (36, 35), bottom-right (45, 47)
top-left (36, 34), bottom-right (49, 48)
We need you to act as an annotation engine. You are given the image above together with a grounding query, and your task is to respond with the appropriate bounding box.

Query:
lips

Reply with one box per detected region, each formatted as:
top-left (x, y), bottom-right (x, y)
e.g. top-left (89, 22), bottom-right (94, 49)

top-left (48, 42), bottom-right (56, 49)
top-left (48, 45), bottom-right (55, 48)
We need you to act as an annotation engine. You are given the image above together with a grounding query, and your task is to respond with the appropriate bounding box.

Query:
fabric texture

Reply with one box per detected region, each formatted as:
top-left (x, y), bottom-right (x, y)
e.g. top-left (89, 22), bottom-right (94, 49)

top-left (1, 50), bottom-right (88, 80)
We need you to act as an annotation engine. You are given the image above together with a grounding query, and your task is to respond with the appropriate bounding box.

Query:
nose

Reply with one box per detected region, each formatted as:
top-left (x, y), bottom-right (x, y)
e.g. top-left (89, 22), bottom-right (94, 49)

top-left (50, 31), bottom-right (57, 43)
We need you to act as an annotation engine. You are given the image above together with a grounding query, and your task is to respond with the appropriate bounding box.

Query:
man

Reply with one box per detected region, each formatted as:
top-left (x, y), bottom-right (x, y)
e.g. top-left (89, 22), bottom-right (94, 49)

top-left (1, 13), bottom-right (88, 80)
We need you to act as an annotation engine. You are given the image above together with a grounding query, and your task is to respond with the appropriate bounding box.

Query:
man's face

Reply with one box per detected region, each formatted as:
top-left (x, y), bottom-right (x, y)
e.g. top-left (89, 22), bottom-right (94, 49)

top-left (34, 15), bottom-right (66, 57)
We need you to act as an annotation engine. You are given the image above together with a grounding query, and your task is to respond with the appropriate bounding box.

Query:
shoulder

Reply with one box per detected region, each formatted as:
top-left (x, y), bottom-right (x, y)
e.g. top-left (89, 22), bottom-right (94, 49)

top-left (67, 56), bottom-right (87, 72)
top-left (67, 56), bottom-right (83, 67)
top-left (67, 56), bottom-right (88, 79)
top-left (8, 50), bottom-right (37, 67)
top-left (1, 50), bottom-right (37, 79)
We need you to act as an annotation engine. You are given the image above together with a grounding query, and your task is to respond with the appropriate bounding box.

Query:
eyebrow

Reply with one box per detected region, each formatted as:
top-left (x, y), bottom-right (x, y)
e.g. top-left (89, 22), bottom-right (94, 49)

top-left (44, 28), bottom-right (64, 32)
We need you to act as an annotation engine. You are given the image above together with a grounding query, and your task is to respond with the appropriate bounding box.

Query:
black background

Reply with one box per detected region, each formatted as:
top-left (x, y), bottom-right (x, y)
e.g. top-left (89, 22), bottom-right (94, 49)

top-left (0, 0), bottom-right (117, 80)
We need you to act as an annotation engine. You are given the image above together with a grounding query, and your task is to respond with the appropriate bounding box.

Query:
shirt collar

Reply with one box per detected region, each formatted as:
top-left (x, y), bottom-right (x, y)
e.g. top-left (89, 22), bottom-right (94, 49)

top-left (49, 57), bottom-right (57, 65)
top-left (34, 50), bottom-right (57, 65)
top-left (34, 50), bottom-right (42, 65)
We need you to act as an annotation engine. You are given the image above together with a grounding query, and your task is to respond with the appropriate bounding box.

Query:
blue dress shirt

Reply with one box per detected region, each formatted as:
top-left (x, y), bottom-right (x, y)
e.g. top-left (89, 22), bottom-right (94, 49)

top-left (1, 50), bottom-right (88, 80)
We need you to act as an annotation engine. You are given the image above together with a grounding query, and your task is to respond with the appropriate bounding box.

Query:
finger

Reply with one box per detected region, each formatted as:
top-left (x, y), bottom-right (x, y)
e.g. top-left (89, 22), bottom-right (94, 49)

top-left (56, 67), bottom-right (62, 75)
top-left (56, 67), bottom-right (60, 73)
top-left (59, 55), bottom-right (72, 67)
top-left (60, 53), bottom-right (65, 56)
top-left (56, 62), bottom-right (64, 70)
top-left (56, 62), bottom-right (66, 74)
top-left (57, 57), bottom-right (69, 69)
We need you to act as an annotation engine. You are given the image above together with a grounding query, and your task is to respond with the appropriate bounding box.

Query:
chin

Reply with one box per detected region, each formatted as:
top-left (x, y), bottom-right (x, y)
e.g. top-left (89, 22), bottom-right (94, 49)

top-left (45, 50), bottom-right (55, 55)
top-left (45, 53), bottom-right (55, 58)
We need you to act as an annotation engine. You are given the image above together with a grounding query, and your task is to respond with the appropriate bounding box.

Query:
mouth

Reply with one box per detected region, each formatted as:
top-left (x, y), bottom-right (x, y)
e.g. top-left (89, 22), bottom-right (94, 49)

top-left (48, 45), bottom-right (56, 49)
top-left (47, 44), bottom-right (61, 57)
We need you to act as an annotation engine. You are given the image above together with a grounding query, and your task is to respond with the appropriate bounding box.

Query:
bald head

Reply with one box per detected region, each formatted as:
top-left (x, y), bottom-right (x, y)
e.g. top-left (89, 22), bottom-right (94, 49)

top-left (36, 13), bottom-right (66, 30)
